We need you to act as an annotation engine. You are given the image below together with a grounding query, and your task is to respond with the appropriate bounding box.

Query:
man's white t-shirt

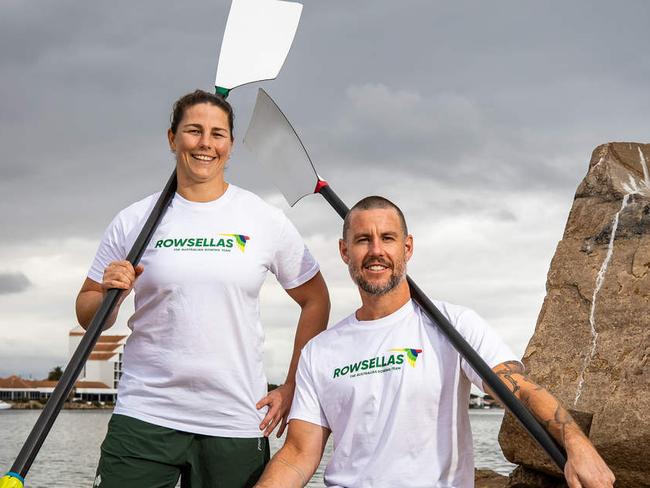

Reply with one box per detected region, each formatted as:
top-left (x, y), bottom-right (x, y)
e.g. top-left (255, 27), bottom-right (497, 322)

top-left (88, 184), bottom-right (319, 437)
top-left (289, 299), bottom-right (518, 487)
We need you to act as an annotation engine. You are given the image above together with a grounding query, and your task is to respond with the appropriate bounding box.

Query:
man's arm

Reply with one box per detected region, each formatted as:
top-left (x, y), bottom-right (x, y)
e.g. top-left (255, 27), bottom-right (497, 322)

top-left (255, 419), bottom-right (330, 488)
top-left (256, 272), bottom-right (330, 436)
top-left (489, 361), bottom-right (615, 488)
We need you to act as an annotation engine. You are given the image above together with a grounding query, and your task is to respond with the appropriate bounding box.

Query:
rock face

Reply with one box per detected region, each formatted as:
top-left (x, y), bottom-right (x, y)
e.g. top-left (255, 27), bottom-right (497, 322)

top-left (498, 142), bottom-right (650, 487)
top-left (475, 469), bottom-right (508, 488)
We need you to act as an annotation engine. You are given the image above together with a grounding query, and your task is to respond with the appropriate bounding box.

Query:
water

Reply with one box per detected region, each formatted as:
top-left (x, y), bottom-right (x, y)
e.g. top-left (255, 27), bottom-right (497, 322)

top-left (0, 409), bottom-right (514, 487)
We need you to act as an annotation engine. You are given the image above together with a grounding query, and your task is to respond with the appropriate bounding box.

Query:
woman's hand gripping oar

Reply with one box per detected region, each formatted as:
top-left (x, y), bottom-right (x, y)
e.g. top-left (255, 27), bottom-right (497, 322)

top-left (0, 1), bottom-right (304, 486)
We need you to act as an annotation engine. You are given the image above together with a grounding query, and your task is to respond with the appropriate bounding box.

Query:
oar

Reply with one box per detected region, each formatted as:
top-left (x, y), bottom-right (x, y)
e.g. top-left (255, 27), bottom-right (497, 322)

top-left (0, 2), bottom-right (303, 487)
top-left (0, 172), bottom-right (177, 488)
top-left (214, 0), bottom-right (302, 97)
top-left (243, 88), bottom-right (568, 470)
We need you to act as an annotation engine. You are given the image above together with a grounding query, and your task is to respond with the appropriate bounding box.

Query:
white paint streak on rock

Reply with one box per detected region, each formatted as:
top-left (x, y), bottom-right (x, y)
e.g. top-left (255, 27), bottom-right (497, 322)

top-left (622, 148), bottom-right (650, 198)
top-left (638, 147), bottom-right (650, 186)
top-left (574, 193), bottom-right (631, 406)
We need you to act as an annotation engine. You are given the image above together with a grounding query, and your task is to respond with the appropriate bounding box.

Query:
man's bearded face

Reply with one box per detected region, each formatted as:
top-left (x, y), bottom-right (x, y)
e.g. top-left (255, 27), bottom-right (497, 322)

top-left (342, 208), bottom-right (410, 296)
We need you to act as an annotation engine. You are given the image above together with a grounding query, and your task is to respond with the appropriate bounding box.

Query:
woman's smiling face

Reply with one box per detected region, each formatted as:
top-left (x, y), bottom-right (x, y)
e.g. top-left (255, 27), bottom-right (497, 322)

top-left (168, 102), bottom-right (233, 187)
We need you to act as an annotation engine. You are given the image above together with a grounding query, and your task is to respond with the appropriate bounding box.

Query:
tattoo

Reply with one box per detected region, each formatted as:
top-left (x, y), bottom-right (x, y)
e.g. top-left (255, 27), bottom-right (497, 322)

top-left (494, 361), bottom-right (527, 396)
top-left (276, 456), bottom-right (307, 487)
top-left (494, 361), bottom-right (579, 447)
top-left (543, 404), bottom-right (576, 445)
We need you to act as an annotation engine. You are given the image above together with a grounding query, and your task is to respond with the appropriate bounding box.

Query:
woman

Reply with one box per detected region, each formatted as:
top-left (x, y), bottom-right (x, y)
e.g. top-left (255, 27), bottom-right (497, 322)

top-left (76, 90), bottom-right (330, 488)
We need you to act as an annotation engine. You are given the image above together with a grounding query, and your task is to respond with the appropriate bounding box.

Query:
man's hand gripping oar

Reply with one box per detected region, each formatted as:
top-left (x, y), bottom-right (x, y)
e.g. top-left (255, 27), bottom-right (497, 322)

top-left (242, 88), bottom-right (570, 472)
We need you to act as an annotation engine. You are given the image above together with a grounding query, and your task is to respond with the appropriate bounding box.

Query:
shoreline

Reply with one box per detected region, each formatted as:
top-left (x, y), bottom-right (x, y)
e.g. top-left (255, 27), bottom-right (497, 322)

top-left (4, 401), bottom-right (114, 410)
top-left (2, 402), bottom-right (505, 412)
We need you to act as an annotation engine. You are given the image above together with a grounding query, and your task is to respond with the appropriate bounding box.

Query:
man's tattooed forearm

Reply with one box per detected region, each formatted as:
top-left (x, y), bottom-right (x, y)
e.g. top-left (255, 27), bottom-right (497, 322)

top-left (498, 361), bottom-right (526, 374)
top-left (494, 361), bottom-right (527, 396)
top-left (542, 404), bottom-right (576, 445)
top-left (493, 362), bottom-right (579, 447)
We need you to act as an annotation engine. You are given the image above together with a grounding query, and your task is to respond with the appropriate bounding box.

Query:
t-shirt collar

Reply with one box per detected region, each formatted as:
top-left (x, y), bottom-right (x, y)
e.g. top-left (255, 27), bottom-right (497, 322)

top-left (172, 184), bottom-right (235, 210)
top-left (352, 299), bottom-right (415, 329)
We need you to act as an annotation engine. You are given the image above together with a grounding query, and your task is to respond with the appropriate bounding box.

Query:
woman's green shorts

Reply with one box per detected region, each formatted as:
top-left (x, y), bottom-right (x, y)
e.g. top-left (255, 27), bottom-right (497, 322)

top-left (93, 414), bottom-right (270, 488)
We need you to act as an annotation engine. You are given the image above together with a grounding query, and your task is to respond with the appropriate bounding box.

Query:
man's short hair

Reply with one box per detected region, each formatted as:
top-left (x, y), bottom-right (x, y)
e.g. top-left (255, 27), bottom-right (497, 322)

top-left (342, 196), bottom-right (408, 240)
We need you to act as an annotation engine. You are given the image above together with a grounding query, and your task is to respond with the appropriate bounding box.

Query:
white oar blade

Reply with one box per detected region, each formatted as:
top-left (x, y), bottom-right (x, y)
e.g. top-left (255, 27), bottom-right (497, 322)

top-left (244, 89), bottom-right (320, 206)
top-left (215, 0), bottom-right (303, 91)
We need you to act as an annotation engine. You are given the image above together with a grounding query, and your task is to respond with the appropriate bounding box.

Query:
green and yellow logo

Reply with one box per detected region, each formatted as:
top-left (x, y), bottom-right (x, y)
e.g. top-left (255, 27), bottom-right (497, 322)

top-left (389, 348), bottom-right (423, 367)
top-left (333, 347), bottom-right (423, 379)
top-left (153, 233), bottom-right (251, 253)
top-left (220, 234), bottom-right (250, 252)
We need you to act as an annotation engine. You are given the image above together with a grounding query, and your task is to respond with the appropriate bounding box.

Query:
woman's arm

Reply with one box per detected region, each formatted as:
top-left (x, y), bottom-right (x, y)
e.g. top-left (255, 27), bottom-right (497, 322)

top-left (75, 261), bottom-right (143, 330)
top-left (256, 272), bottom-right (330, 437)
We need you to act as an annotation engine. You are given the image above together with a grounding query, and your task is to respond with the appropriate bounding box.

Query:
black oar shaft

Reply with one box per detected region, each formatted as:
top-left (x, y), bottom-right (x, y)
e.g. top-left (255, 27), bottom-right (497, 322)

top-left (318, 183), bottom-right (348, 219)
top-left (316, 181), bottom-right (567, 470)
top-left (407, 279), bottom-right (567, 468)
top-left (9, 170), bottom-right (178, 479)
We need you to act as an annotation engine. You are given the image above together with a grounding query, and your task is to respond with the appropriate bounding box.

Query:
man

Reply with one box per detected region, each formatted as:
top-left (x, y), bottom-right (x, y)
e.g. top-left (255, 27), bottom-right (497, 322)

top-left (255, 196), bottom-right (614, 488)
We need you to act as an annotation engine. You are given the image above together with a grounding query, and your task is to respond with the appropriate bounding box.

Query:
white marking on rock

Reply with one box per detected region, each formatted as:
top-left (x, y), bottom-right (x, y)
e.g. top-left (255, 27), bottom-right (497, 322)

top-left (577, 150), bottom-right (649, 404)
top-left (622, 149), bottom-right (650, 197)
top-left (638, 147), bottom-right (650, 186)
top-left (574, 194), bottom-right (631, 405)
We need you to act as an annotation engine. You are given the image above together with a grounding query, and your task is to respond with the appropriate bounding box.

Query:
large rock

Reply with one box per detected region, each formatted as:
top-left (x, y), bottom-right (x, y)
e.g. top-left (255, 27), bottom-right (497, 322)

top-left (506, 466), bottom-right (568, 488)
top-left (498, 142), bottom-right (650, 487)
top-left (475, 469), bottom-right (508, 488)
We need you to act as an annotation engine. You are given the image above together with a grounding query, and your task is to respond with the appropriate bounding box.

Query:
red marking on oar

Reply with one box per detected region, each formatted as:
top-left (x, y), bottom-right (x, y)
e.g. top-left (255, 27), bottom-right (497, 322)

top-left (314, 180), bottom-right (329, 193)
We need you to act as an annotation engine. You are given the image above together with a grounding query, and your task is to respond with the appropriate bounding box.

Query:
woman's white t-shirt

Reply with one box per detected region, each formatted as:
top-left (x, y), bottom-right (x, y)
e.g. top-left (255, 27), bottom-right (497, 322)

top-left (88, 184), bottom-right (319, 436)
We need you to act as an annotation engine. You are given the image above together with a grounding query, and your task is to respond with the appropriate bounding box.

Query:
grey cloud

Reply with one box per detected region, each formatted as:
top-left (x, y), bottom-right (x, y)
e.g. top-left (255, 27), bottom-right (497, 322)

top-left (1, 0), bottom-right (649, 246)
top-left (263, 0), bottom-right (650, 196)
top-left (281, 80), bottom-right (628, 195)
top-left (0, 354), bottom-right (65, 380)
top-left (0, 272), bottom-right (32, 295)
top-left (1, 0), bottom-right (649, 379)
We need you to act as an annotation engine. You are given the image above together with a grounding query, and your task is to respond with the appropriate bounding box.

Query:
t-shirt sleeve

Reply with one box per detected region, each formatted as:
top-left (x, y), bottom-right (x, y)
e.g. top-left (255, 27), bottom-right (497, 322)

top-left (288, 344), bottom-right (330, 429)
top-left (456, 308), bottom-right (521, 393)
top-left (270, 214), bottom-right (319, 290)
top-left (87, 213), bottom-right (128, 283)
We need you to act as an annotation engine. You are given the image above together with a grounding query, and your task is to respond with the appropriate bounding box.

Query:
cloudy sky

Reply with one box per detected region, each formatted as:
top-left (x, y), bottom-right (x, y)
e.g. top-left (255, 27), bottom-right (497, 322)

top-left (1, 0), bottom-right (649, 383)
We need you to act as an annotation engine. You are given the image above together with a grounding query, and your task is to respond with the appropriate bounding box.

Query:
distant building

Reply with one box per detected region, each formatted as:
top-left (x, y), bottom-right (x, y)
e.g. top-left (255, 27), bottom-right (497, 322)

top-left (0, 375), bottom-right (114, 402)
top-left (69, 325), bottom-right (128, 391)
top-left (469, 393), bottom-right (485, 408)
top-left (0, 376), bottom-right (41, 401)
top-left (0, 326), bottom-right (130, 404)
top-left (482, 394), bottom-right (502, 408)
top-left (67, 325), bottom-right (129, 401)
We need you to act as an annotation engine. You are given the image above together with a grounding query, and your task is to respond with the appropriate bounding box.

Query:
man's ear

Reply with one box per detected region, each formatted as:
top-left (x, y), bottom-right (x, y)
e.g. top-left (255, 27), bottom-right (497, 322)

top-left (339, 238), bottom-right (350, 265)
top-left (405, 234), bottom-right (414, 262)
